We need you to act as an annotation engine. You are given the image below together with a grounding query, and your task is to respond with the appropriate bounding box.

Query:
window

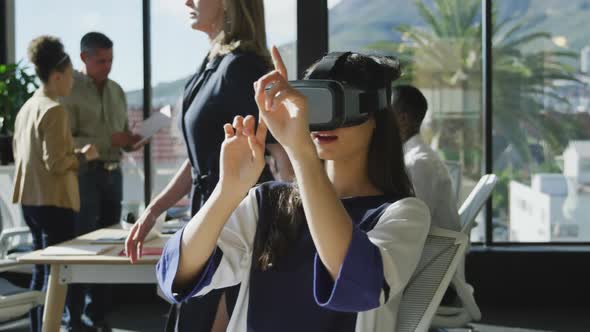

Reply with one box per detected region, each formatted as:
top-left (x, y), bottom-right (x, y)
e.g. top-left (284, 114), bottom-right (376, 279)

top-left (329, 0), bottom-right (484, 240)
top-left (15, 0), bottom-right (145, 217)
top-left (148, 0), bottom-right (208, 207)
top-left (492, 0), bottom-right (590, 242)
top-left (148, 0), bottom-right (297, 208)
top-left (264, 0), bottom-right (297, 79)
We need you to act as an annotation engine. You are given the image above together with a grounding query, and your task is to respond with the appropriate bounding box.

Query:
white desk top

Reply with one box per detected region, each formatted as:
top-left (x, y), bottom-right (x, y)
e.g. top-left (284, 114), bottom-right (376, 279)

top-left (17, 226), bottom-right (169, 265)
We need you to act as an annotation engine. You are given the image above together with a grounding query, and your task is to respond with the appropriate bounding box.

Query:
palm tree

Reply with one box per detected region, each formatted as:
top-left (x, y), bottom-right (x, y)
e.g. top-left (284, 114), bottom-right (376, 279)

top-left (369, 0), bottom-right (581, 172)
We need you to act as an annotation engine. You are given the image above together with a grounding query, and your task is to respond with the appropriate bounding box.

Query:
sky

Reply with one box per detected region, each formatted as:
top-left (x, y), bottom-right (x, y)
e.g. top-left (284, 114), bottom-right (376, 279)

top-left (328, 0), bottom-right (343, 8)
top-left (14, 0), bottom-right (343, 91)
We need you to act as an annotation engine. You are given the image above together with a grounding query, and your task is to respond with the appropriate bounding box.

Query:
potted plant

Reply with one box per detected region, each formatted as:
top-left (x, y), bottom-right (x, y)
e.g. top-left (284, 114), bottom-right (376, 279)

top-left (0, 61), bottom-right (39, 165)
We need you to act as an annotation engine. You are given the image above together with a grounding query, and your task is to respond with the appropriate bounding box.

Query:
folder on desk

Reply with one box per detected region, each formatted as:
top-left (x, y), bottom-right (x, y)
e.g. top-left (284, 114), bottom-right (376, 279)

top-left (41, 244), bottom-right (113, 256)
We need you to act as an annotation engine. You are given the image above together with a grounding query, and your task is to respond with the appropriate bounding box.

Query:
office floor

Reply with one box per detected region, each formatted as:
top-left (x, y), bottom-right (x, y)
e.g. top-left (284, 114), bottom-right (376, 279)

top-left (2, 283), bottom-right (589, 332)
top-left (3, 304), bottom-right (589, 332)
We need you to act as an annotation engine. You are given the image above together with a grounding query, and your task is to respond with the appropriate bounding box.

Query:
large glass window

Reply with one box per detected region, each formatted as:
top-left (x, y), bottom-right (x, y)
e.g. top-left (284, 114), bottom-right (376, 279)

top-left (148, 0), bottom-right (297, 206)
top-left (329, 0), bottom-right (484, 240)
top-left (492, 0), bottom-right (590, 242)
top-left (15, 0), bottom-right (145, 217)
top-left (265, 0), bottom-right (297, 79)
top-left (148, 0), bottom-right (209, 207)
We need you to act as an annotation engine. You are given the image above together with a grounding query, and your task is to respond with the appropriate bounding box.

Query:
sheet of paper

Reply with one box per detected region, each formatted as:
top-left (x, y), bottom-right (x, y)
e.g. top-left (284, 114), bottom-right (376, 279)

top-left (90, 236), bottom-right (126, 244)
top-left (117, 247), bottom-right (163, 256)
top-left (41, 244), bottom-right (113, 256)
top-left (90, 230), bottom-right (158, 244)
top-left (136, 105), bottom-right (172, 145)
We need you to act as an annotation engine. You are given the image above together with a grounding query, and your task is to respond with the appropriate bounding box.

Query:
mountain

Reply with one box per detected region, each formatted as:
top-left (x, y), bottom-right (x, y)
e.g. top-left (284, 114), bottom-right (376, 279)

top-left (126, 0), bottom-right (590, 107)
top-left (519, 0), bottom-right (590, 52)
top-left (126, 75), bottom-right (190, 108)
top-left (125, 43), bottom-right (295, 108)
top-left (329, 0), bottom-right (589, 53)
top-left (329, 0), bottom-right (424, 52)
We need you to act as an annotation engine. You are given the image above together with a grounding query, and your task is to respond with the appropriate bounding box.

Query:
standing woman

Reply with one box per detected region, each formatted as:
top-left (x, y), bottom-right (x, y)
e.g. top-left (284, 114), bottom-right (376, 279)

top-left (125, 0), bottom-right (289, 330)
top-left (12, 36), bottom-right (98, 332)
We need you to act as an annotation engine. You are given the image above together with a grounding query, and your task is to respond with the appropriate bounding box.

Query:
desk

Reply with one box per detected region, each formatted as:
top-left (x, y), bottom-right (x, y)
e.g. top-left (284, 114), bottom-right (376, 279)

top-left (17, 227), bottom-right (168, 332)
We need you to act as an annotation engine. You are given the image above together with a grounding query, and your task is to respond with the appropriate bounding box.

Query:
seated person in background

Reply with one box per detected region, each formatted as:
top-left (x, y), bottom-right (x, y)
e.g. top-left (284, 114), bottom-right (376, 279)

top-left (391, 85), bottom-right (461, 231)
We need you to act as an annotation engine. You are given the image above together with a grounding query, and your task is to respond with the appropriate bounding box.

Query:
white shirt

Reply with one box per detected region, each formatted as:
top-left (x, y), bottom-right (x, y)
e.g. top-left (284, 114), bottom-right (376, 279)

top-left (404, 135), bottom-right (461, 231)
top-left (157, 184), bottom-right (431, 332)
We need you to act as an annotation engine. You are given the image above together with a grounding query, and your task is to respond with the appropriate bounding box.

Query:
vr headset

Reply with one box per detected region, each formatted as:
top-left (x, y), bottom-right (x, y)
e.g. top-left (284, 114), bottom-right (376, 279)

top-left (290, 52), bottom-right (391, 131)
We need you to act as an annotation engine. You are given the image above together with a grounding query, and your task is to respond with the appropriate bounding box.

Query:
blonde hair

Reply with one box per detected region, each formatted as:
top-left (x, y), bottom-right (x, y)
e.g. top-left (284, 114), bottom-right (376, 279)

top-left (209, 0), bottom-right (271, 65)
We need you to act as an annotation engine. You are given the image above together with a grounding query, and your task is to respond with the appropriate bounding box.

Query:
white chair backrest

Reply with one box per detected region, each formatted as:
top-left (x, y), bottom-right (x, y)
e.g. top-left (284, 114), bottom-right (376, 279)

top-left (459, 174), bottom-right (498, 234)
top-left (0, 168), bottom-right (29, 251)
top-left (396, 227), bottom-right (468, 332)
top-left (443, 160), bottom-right (462, 202)
top-left (0, 168), bottom-right (25, 231)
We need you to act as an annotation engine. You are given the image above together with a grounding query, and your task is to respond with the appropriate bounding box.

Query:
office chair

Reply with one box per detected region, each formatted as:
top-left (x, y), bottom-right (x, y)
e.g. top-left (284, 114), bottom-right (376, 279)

top-left (431, 174), bottom-right (498, 330)
top-left (396, 227), bottom-right (468, 332)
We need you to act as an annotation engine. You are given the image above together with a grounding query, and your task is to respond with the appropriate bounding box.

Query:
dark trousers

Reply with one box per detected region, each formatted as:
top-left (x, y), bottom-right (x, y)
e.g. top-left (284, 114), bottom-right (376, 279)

top-left (22, 205), bottom-right (76, 332)
top-left (164, 179), bottom-right (240, 332)
top-left (66, 164), bottom-right (123, 327)
top-left (168, 286), bottom-right (239, 332)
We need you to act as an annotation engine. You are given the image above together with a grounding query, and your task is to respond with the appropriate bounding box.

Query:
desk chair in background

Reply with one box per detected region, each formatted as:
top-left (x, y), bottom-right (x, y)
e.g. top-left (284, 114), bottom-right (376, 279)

top-left (0, 227), bottom-right (41, 330)
top-left (1, 168), bottom-right (34, 271)
top-left (1, 168), bottom-right (39, 329)
top-left (0, 261), bottom-right (45, 330)
top-left (396, 227), bottom-right (468, 332)
top-left (431, 174), bottom-right (498, 331)
top-left (443, 160), bottom-right (462, 203)
top-left (459, 174), bottom-right (498, 234)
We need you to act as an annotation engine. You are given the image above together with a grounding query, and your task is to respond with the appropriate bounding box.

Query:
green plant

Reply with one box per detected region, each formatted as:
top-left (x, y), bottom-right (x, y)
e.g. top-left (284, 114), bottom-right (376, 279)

top-left (369, 0), bottom-right (581, 167)
top-left (0, 61), bottom-right (39, 135)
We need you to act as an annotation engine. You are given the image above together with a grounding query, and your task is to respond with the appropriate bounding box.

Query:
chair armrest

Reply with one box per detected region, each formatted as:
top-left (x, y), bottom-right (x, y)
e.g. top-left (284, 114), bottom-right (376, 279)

top-left (0, 259), bottom-right (21, 273)
top-left (0, 227), bottom-right (31, 259)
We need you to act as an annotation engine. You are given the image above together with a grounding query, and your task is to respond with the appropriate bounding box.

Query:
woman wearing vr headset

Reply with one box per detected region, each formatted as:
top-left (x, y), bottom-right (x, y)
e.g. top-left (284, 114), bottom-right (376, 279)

top-left (156, 47), bottom-right (430, 331)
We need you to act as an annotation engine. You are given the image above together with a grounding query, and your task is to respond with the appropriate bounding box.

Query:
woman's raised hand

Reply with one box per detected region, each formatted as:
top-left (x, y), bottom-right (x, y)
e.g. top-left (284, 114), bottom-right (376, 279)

top-left (219, 114), bottom-right (267, 194)
top-left (254, 46), bottom-right (314, 156)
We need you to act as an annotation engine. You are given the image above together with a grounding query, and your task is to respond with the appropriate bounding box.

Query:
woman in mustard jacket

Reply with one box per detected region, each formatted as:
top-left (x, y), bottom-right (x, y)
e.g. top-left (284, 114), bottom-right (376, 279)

top-left (12, 35), bottom-right (97, 332)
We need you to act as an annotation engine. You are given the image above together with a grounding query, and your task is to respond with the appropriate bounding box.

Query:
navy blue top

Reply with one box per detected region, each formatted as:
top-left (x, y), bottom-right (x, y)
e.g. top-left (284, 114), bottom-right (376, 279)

top-left (158, 182), bottom-right (401, 332)
top-left (248, 183), bottom-right (396, 332)
top-left (180, 51), bottom-right (270, 212)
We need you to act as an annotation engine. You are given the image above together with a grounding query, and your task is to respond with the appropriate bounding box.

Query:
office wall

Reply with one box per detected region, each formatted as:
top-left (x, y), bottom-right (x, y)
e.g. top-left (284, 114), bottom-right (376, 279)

top-left (467, 250), bottom-right (590, 306)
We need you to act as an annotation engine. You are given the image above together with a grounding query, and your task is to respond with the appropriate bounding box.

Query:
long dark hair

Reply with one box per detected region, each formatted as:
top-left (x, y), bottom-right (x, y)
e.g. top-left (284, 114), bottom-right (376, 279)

top-left (253, 53), bottom-right (415, 271)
